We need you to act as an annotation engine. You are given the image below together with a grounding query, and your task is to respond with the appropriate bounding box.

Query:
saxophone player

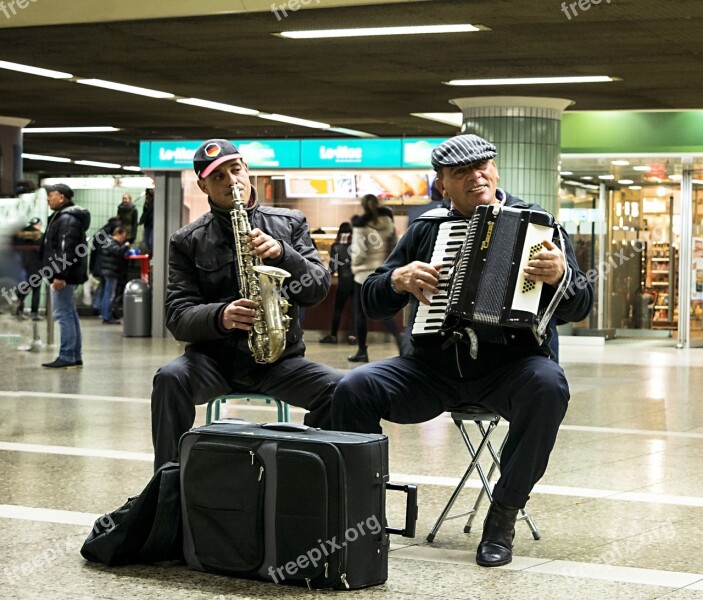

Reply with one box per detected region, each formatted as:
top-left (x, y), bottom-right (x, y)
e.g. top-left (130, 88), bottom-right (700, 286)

top-left (151, 139), bottom-right (343, 470)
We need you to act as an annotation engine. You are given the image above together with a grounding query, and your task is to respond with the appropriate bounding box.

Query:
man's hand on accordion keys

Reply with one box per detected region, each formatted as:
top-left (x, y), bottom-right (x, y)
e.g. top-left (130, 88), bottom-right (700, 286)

top-left (523, 240), bottom-right (566, 287)
top-left (391, 261), bottom-right (446, 305)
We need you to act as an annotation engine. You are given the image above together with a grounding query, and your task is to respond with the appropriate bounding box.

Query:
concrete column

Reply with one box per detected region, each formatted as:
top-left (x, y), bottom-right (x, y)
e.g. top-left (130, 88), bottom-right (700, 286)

top-left (450, 97), bottom-right (573, 215)
top-left (0, 116), bottom-right (31, 196)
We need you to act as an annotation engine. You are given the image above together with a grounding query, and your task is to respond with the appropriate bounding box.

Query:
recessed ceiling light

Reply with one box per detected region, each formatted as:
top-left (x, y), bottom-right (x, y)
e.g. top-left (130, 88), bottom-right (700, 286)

top-left (74, 160), bottom-right (122, 169)
top-left (258, 113), bottom-right (330, 129)
top-left (633, 165), bottom-right (652, 171)
top-left (611, 160), bottom-right (629, 166)
top-left (445, 76), bottom-right (617, 86)
top-left (177, 98), bottom-right (259, 116)
top-left (76, 79), bottom-right (174, 99)
top-left (411, 112), bottom-right (463, 128)
top-left (0, 59), bottom-right (73, 79)
top-left (629, 185), bottom-right (643, 190)
top-left (23, 126), bottom-right (121, 133)
top-left (277, 24), bottom-right (482, 39)
top-left (326, 127), bottom-right (377, 138)
top-left (693, 179), bottom-right (703, 185)
top-left (618, 179), bottom-right (634, 185)
top-left (560, 171), bottom-right (573, 176)
top-left (598, 175), bottom-right (615, 180)
top-left (581, 176), bottom-right (593, 180)
top-left (122, 166), bottom-right (142, 172)
top-left (22, 153), bottom-right (71, 163)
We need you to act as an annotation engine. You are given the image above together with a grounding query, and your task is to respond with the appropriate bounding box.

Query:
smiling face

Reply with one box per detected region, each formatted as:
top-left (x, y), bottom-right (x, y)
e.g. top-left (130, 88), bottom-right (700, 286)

top-left (196, 157), bottom-right (252, 210)
top-left (434, 159), bottom-right (500, 216)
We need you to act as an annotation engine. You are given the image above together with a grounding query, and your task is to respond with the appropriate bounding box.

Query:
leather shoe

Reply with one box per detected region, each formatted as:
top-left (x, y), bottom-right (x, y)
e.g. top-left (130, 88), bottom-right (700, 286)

top-left (347, 348), bottom-right (369, 362)
top-left (42, 358), bottom-right (80, 369)
top-left (476, 501), bottom-right (519, 567)
top-left (319, 335), bottom-right (337, 344)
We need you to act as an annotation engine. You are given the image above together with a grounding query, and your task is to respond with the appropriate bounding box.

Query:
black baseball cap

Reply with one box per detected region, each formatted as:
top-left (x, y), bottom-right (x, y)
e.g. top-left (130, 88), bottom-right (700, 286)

top-left (431, 134), bottom-right (497, 170)
top-left (45, 183), bottom-right (74, 199)
top-left (193, 139), bottom-right (242, 179)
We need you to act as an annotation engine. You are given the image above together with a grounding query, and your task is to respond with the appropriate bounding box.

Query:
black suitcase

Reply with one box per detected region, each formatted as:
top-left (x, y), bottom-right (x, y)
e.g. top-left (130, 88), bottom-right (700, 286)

top-left (179, 421), bottom-right (416, 590)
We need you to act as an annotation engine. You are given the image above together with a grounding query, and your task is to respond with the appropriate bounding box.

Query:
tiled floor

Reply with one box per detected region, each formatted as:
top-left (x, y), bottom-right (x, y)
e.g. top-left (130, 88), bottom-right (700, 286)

top-left (3, 314), bottom-right (703, 599)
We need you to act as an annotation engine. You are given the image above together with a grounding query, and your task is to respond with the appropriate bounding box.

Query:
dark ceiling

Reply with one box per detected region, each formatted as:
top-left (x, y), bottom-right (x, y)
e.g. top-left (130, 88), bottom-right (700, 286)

top-left (1, 0), bottom-right (702, 176)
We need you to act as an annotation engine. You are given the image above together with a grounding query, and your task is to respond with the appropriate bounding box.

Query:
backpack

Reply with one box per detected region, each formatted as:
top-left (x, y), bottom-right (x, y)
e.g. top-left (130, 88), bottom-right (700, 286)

top-left (80, 460), bottom-right (182, 566)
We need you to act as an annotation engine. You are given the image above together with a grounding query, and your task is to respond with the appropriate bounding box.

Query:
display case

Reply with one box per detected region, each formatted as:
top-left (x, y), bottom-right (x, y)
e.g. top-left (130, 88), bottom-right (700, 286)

top-left (649, 241), bottom-right (678, 327)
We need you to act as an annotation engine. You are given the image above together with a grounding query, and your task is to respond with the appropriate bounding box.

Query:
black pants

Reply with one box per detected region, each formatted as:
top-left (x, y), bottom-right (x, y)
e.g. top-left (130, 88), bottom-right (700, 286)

top-left (330, 354), bottom-right (569, 508)
top-left (353, 282), bottom-right (401, 349)
top-left (329, 278), bottom-right (354, 337)
top-left (151, 349), bottom-right (343, 470)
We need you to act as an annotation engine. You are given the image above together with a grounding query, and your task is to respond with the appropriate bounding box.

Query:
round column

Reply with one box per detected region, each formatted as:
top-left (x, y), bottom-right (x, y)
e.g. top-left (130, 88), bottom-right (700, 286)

top-left (0, 116), bottom-right (31, 196)
top-left (450, 97), bottom-right (573, 215)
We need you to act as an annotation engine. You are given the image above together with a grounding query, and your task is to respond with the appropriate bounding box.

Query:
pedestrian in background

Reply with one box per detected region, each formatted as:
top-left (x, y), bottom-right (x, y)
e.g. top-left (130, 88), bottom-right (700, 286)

top-left (319, 222), bottom-right (356, 345)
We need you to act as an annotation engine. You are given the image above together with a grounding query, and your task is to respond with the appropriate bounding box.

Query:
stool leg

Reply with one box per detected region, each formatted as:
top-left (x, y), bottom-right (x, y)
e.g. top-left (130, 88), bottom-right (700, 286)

top-left (283, 402), bottom-right (290, 422)
top-left (206, 401), bottom-right (214, 425)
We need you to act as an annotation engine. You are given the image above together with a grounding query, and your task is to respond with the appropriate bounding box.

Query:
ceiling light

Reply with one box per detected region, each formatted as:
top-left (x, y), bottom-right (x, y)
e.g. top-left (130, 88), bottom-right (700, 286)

top-left (560, 171), bottom-right (573, 176)
top-left (611, 160), bottom-right (629, 166)
top-left (581, 176), bottom-right (593, 180)
top-left (76, 79), bottom-right (174, 99)
top-left (259, 113), bottom-right (330, 129)
top-left (0, 59), bottom-right (73, 79)
top-left (633, 165), bottom-right (651, 172)
top-left (122, 166), bottom-right (142, 172)
top-left (445, 75), bottom-right (616, 86)
top-left (326, 127), bottom-right (377, 138)
top-left (23, 126), bottom-right (121, 133)
top-left (22, 153), bottom-right (71, 163)
top-left (177, 97), bottom-right (259, 116)
top-left (693, 179), bottom-right (703, 185)
top-left (618, 179), bottom-right (634, 185)
top-left (598, 175), bottom-right (615, 180)
top-left (277, 24), bottom-right (482, 39)
top-left (411, 112), bottom-right (463, 127)
top-left (74, 160), bottom-right (122, 169)
top-left (629, 185), bottom-right (643, 190)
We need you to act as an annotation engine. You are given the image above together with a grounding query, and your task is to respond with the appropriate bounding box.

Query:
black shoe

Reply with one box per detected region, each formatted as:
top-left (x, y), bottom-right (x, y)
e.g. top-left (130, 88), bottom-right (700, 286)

top-left (476, 501), bottom-right (519, 567)
top-left (347, 348), bottom-right (369, 363)
top-left (319, 335), bottom-right (338, 344)
top-left (42, 358), bottom-right (80, 369)
top-left (74, 360), bottom-right (83, 367)
top-left (102, 319), bottom-right (121, 325)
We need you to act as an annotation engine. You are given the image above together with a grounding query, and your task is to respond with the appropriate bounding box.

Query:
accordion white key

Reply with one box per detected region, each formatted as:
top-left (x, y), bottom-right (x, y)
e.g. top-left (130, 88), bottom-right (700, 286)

top-left (412, 204), bottom-right (570, 351)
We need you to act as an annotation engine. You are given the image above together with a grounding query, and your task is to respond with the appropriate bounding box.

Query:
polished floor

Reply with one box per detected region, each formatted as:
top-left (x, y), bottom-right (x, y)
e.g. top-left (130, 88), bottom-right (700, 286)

top-left (2, 313), bottom-right (703, 599)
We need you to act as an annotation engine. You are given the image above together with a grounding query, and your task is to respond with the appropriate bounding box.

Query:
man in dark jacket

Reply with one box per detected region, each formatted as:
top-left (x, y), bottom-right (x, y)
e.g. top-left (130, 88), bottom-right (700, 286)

top-left (117, 193), bottom-right (139, 244)
top-left (329, 134), bottom-right (594, 568)
top-left (98, 226), bottom-right (130, 324)
top-left (12, 217), bottom-right (43, 319)
top-left (40, 183), bottom-right (91, 368)
top-left (151, 139), bottom-right (343, 470)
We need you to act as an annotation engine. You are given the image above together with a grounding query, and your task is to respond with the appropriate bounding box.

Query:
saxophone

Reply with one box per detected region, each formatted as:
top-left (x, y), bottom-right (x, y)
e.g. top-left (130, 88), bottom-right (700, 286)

top-left (230, 184), bottom-right (292, 364)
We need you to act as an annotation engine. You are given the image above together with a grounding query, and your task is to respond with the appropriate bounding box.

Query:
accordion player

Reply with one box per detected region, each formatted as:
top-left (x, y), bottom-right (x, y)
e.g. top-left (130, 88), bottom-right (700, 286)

top-left (412, 203), bottom-right (571, 359)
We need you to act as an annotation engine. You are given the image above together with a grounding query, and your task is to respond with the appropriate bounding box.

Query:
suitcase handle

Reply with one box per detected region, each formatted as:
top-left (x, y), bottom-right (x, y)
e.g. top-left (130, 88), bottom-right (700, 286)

top-left (261, 422), bottom-right (311, 433)
top-left (384, 483), bottom-right (418, 538)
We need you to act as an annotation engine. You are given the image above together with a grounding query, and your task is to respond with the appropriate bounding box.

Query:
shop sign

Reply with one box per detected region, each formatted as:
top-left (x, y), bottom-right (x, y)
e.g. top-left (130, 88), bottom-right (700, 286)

top-left (300, 139), bottom-right (402, 168)
top-left (402, 138), bottom-right (446, 168)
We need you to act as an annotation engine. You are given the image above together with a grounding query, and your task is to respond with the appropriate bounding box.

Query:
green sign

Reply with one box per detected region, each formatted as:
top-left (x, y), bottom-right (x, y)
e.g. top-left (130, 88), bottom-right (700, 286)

top-left (300, 139), bottom-right (402, 168)
top-left (402, 138), bottom-right (446, 168)
top-left (562, 111), bottom-right (703, 154)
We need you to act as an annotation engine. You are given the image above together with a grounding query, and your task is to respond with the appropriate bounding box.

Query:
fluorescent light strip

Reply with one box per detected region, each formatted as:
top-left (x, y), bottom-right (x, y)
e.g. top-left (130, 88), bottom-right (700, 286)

top-left (259, 113), bottom-right (330, 129)
top-left (22, 153), bottom-right (71, 163)
top-left (122, 166), bottom-right (142, 172)
top-left (177, 97), bottom-right (259, 116)
top-left (278, 24), bottom-right (481, 39)
top-left (23, 126), bottom-right (120, 133)
top-left (74, 160), bottom-right (122, 169)
top-left (633, 165), bottom-right (652, 171)
top-left (0, 59), bottom-right (73, 79)
top-left (76, 78), bottom-right (174, 99)
top-left (326, 127), bottom-right (377, 138)
top-left (445, 76), bottom-right (616, 86)
top-left (411, 112), bottom-right (463, 127)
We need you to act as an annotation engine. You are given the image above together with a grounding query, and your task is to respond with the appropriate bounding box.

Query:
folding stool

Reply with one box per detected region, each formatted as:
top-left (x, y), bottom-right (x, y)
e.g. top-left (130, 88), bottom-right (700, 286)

top-left (427, 406), bottom-right (540, 542)
top-left (205, 393), bottom-right (290, 425)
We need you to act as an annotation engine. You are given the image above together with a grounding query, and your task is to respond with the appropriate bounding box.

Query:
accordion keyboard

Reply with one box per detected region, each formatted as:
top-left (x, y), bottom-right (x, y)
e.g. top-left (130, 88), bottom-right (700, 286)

top-left (411, 219), bottom-right (469, 335)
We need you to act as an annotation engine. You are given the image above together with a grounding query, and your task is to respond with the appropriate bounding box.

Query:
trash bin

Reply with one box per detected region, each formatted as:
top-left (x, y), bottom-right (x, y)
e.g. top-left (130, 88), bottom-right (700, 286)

top-left (123, 279), bottom-right (151, 337)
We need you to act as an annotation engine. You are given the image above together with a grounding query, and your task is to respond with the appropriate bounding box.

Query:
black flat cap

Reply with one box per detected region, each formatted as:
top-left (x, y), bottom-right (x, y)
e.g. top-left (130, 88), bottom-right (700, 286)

top-left (45, 183), bottom-right (74, 199)
top-left (431, 134), bottom-right (497, 170)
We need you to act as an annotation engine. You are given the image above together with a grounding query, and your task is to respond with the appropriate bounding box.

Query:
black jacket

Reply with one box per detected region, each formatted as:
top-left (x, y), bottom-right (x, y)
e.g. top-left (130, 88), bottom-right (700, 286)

top-left (100, 237), bottom-right (129, 278)
top-left (166, 201), bottom-right (330, 367)
top-left (117, 202), bottom-right (139, 243)
top-left (40, 203), bottom-right (91, 284)
top-left (362, 192), bottom-right (594, 380)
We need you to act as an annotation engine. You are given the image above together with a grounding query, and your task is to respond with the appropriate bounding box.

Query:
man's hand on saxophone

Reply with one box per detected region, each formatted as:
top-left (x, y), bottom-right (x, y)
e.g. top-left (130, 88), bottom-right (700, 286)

top-left (221, 298), bottom-right (257, 331)
top-left (248, 228), bottom-right (282, 261)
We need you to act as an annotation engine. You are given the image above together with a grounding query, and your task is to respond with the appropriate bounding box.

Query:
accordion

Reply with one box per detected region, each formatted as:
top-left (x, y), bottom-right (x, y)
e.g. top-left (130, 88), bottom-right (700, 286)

top-left (411, 204), bottom-right (570, 356)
